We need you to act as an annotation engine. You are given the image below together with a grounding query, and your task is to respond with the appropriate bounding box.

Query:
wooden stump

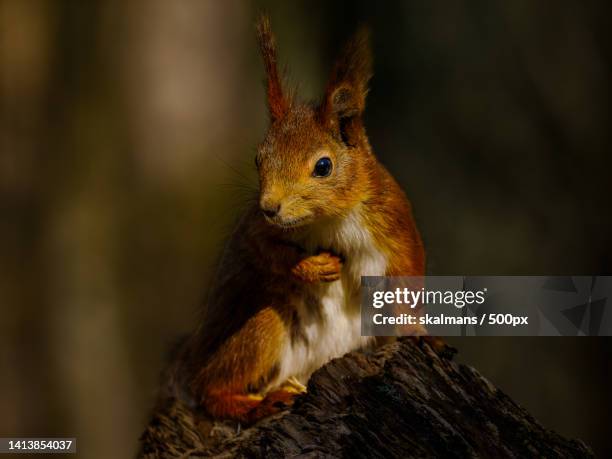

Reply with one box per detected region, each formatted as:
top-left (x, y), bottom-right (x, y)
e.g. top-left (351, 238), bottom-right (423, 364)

top-left (138, 338), bottom-right (592, 458)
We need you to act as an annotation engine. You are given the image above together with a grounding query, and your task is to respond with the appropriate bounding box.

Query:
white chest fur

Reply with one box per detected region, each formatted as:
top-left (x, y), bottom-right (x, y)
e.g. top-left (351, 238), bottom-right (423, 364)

top-left (273, 208), bottom-right (387, 388)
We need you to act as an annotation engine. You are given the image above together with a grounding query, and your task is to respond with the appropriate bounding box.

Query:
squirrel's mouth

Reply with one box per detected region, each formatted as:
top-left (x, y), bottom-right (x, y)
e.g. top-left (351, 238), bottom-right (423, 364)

top-left (266, 215), bottom-right (311, 229)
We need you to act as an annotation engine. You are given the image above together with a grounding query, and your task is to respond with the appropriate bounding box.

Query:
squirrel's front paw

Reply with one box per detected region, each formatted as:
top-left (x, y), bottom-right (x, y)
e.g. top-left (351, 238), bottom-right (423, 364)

top-left (291, 252), bottom-right (342, 283)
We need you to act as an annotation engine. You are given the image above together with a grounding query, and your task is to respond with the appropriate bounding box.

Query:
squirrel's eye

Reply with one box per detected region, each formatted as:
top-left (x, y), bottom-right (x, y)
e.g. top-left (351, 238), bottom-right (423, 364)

top-left (313, 157), bottom-right (333, 177)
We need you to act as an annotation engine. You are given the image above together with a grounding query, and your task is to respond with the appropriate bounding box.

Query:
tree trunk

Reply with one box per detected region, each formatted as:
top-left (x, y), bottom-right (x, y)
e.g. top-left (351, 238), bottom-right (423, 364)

top-left (138, 338), bottom-right (592, 458)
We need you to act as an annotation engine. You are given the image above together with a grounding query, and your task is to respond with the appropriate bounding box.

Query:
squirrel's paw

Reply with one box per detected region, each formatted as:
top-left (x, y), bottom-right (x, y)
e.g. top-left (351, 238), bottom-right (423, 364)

top-left (247, 389), bottom-right (299, 424)
top-left (291, 252), bottom-right (342, 283)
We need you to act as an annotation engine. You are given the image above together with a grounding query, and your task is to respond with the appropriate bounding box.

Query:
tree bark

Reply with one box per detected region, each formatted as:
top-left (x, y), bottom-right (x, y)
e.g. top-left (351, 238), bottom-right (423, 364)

top-left (138, 338), bottom-right (593, 458)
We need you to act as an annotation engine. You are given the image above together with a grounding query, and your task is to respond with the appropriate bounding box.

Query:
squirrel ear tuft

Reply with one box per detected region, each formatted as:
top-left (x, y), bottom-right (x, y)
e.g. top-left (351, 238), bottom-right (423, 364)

top-left (256, 15), bottom-right (289, 122)
top-left (320, 26), bottom-right (372, 134)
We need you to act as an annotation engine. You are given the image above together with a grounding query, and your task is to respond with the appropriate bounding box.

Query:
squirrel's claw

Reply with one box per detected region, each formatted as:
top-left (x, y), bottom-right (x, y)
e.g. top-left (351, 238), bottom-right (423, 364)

top-left (282, 376), bottom-right (307, 394)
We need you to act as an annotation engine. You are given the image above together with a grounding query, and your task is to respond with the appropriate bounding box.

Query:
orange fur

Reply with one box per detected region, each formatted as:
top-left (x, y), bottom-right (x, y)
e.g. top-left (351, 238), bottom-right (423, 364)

top-left (177, 16), bottom-right (425, 424)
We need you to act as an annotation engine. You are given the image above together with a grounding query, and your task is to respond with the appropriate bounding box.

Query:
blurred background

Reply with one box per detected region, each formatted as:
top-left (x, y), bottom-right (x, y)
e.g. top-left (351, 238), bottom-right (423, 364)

top-left (1, 0), bottom-right (611, 457)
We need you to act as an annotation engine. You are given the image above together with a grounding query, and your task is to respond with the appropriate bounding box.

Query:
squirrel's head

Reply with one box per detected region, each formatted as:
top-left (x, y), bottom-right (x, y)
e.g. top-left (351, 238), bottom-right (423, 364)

top-left (255, 16), bottom-right (375, 229)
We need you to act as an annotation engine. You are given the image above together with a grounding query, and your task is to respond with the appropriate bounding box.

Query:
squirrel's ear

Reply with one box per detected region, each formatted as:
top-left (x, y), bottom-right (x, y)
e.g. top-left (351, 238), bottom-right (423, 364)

top-left (319, 26), bottom-right (372, 141)
top-left (256, 15), bottom-right (289, 122)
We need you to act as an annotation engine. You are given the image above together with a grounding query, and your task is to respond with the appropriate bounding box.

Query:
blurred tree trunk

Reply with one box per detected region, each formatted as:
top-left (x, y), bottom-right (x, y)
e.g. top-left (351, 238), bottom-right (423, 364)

top-left (0, 1), bottom-right (139, 457)
top-left (118, 0), bottom-right (252, 185)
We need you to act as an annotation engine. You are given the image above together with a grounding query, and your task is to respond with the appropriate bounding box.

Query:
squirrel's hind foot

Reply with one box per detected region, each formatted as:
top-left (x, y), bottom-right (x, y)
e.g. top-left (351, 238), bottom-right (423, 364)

top-left (246, 388), bottom-right (300, 424)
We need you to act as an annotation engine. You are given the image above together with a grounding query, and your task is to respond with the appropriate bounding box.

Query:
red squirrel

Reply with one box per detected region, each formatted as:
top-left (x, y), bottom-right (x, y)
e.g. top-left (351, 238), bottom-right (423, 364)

top-left (177, 16), bottom-right (427, 424)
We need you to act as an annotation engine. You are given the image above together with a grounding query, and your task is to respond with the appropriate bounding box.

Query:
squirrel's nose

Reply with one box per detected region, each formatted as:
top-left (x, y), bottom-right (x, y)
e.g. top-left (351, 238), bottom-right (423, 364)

top-left (261, 200), bottom-right (281, 218)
